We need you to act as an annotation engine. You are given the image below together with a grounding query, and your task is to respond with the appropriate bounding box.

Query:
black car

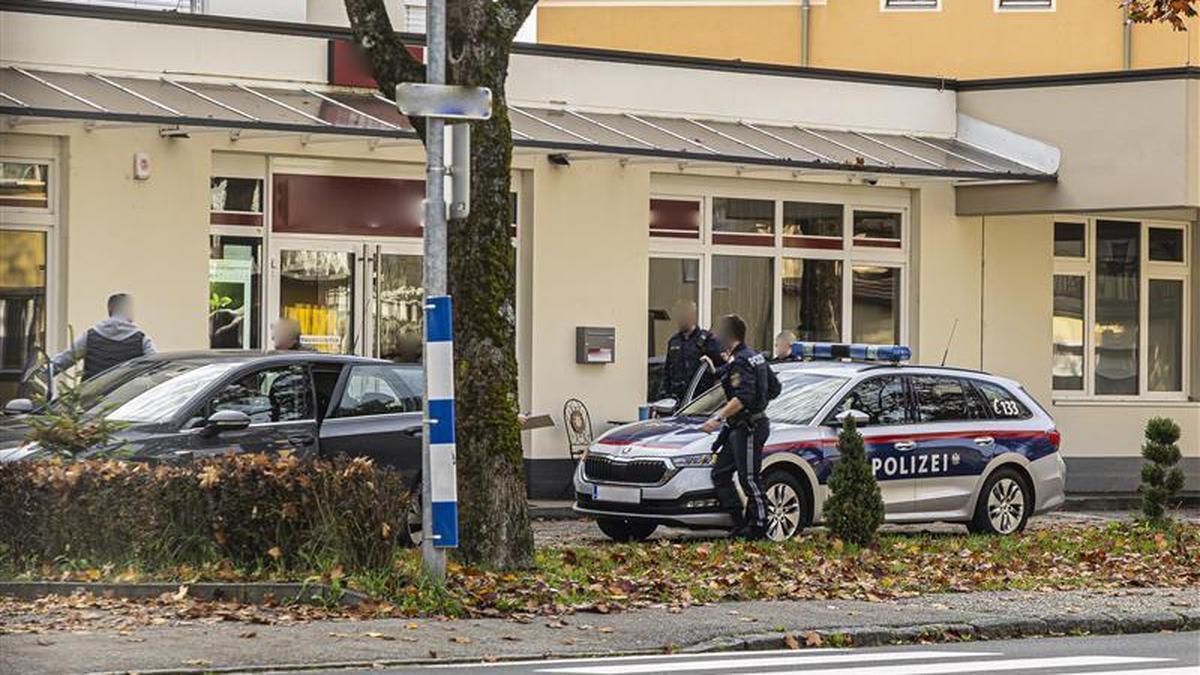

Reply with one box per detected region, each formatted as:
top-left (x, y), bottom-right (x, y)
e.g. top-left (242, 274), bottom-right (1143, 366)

top-left (0, 351), bottom-right (427, 542)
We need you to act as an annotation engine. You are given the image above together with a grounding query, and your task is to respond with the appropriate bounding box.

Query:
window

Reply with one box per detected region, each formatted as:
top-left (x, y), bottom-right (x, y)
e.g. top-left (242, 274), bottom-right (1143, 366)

top-left (1052, 274), bottom-right (1086, 391)
top-left (0, 230), bottom-right (47, 395)
top-left (1052, 218), bottom-right (1190, 397)
top-left (713, 197), bottom-right (773, 245)
top-left (334, 365), bottom-right (420, 417)
top-left (648, 191), bottom-right (906, 358)
top-left (782, 258), bottom-right (841, 342)
top-left (1, 162), bottom-right (50, 209)
top-left (882, 0), bottom-right (940, 10)
top-left (207, 364), bottom-right (314, 425)
top-left (996, 0), bottom-right (1054, 10)
top-left (648, 257), bottom-right (700, 359)
top-left (911, 376), bottom-right (986, 422)
top-left (974, 381), bottom-right (1031, 420)
top-left (711, 255), bottom-right (774, 350)
top-left (852, 266), bottom-right (901, 344)
top-left (1054, 221), bottom-right (1086, 258)
top-left (829, 375), bottom-right (908, 426)
top-left (210, 177), bottom-right (262, 214)
top-left (209, 235), bottom-right (262, 349)
top-left (853, 210), bottom-right (902, 248)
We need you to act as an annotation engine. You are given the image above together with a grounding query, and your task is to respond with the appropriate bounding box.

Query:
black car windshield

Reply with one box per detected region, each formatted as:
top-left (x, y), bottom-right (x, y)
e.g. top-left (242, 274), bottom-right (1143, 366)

top-left (50, 360), bottom-right (243, 424)
top-left (675, 369), bottom-right (848, 425)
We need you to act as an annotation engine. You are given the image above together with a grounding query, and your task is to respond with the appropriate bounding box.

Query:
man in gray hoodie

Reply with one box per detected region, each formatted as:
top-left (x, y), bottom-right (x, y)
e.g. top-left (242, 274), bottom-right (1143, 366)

top-left (52, 293), bottom-right (157, 380)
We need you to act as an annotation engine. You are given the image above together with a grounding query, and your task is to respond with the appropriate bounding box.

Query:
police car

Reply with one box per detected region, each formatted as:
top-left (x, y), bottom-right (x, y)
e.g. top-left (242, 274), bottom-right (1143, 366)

top-left (574, 343), bottom-right (1066, 542)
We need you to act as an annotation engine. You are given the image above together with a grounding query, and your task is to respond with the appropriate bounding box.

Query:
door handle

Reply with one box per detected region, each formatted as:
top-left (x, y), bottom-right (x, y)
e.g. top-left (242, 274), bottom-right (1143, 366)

top-left (288, 433), bottom-right (316, 446)
top-left (974, 436), bottom-right (995, 447)
top-left (894, 440), bottom-right (916, 452)
top-left (402, 427), bottom-right (423, 437)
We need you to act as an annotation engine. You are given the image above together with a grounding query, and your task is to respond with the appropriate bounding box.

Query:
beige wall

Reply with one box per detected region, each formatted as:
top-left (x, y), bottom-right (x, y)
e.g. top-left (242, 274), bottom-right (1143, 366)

top-left (526, 161), bottom-right (651, 460)
top-left (913, 183), bottom-right (982, 370)
top-left (957, 78), bottom-right (1198, 216)
top-left (539, 1), bottom-right (1200, 78)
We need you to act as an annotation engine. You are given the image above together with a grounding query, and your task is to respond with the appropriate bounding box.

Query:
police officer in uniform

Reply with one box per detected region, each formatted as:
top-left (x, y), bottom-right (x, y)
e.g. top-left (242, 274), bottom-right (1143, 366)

top-left (701, 314), bottom-right (776, 540)
top-left (657, 299), bottom-right (724, 402)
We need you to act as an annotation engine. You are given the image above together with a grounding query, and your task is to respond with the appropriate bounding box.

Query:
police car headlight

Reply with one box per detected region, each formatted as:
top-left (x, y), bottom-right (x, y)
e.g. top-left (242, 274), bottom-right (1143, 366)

top-left (672, 453), bottom-right (717, 468)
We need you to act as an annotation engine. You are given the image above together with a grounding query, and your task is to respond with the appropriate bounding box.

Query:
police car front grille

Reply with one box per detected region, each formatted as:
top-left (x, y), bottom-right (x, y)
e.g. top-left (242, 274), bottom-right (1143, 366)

top-left (584, 456), bottom-right (668, 484)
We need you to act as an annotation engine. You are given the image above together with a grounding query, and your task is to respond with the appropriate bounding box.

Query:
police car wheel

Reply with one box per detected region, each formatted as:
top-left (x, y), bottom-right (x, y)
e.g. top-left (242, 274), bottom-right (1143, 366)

top-left (763, 470), bottom-right (809, 542)
top-left (403, 481), bottom-right (423, 548)
top-left (596, 517), bottom-right (658, 542)
top-left (969, 468), bottom-right (1030, 536)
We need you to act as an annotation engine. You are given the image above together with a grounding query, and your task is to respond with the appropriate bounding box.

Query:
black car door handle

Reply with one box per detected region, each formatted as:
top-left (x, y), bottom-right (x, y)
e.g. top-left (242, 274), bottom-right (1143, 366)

top-left (288, 433), bottom-right (316, 446)
top-left (402, 427), bottom-right (423, 437)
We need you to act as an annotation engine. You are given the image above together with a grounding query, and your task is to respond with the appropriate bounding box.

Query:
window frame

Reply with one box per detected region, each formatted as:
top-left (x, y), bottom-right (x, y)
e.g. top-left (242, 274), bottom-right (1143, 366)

top-left (649, 187), bottom-right (908, 354)
top-left (994, 0), bottom-right (1056, 12)
top-left (881, 0), bottom-right (942, 11)
top-left (1052, 217), bottom-right (1191, 402)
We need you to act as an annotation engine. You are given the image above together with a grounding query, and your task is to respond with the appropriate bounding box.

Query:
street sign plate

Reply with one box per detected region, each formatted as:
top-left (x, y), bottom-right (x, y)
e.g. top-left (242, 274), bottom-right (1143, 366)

top-left (395, 83), bottom-right (492, 121)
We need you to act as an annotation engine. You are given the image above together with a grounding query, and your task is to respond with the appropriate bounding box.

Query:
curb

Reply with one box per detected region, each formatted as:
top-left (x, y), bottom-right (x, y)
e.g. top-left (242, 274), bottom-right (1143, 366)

top-left (683, 608), bottom-right (1200, 653)
top-left (0, 581), bottom-right (368, 607)
top-left (78, 608), bottom-right (1200, 675)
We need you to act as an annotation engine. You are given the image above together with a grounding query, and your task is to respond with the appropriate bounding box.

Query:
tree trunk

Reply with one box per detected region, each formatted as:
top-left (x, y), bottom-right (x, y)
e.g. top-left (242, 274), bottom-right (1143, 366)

top-left (345, 0), bottom-right (535, 569)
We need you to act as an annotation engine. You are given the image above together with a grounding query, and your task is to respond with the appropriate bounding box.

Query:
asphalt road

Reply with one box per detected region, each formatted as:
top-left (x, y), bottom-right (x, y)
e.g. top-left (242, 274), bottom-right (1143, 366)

top-left (310, 631), bottom-right (1200, 675)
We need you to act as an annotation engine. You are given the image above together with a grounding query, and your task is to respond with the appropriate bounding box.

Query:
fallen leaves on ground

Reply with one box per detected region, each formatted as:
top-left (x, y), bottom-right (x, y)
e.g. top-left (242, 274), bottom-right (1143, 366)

top-left (1, 521), bottom-right (1197, 633)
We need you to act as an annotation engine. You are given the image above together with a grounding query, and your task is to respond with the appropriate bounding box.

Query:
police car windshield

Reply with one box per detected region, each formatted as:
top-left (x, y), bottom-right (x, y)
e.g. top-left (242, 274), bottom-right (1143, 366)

top-left (676, 370), bottom-right (848, 425)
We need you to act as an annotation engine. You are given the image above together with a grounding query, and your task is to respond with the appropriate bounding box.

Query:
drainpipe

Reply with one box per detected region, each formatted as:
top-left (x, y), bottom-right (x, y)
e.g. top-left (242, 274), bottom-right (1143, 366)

top-left (1122, 0), bottom-right (1132, 70)
top-left (800, 0), bottom-right (811, 67)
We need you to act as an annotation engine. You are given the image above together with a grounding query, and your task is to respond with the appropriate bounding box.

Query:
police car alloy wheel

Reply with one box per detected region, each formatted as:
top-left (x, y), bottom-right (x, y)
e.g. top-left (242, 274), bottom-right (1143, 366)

top-left (597, 517), bottom-right (658, 542)
top-left (763, 470), bottom-right (809, 541)
top-left (969, 468), bottom-right (1031, 535)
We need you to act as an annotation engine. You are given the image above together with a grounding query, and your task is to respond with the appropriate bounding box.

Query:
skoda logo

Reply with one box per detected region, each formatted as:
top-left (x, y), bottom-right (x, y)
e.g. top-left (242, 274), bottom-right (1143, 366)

top-left (621, 445), bottom-right (633, 455)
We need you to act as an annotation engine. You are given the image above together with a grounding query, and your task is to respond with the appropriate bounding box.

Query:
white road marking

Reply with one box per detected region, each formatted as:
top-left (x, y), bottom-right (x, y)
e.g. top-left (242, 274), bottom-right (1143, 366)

top-left (432, 649), bottom-right (850, 668)
top-left (536, 650), bottom-right (999, 674)
top-left (1059, 669), bottom-right (1200, 675)
top-left (766, 655), bottom-right (1171, 675)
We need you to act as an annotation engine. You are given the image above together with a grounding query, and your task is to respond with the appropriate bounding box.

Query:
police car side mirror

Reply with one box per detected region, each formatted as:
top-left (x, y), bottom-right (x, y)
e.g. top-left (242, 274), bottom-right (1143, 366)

top-left (3, 398), bottom-right (34, 416)
top-left (651, 398), bottom-right (678, 417)
top-left (832, 409), bottom-right (870, 427)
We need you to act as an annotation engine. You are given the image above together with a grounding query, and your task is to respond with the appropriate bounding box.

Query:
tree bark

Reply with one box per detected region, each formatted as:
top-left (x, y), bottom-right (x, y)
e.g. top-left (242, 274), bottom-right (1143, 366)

top-left (345, 0), bottom-right (535, 569)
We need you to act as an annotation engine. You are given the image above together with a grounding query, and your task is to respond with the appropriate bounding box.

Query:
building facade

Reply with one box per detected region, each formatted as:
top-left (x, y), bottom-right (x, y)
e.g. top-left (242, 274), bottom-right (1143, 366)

top-left (538, 0), bottom-right (1200, 78)
top-left (0, 2), bottom-right (1196, 498)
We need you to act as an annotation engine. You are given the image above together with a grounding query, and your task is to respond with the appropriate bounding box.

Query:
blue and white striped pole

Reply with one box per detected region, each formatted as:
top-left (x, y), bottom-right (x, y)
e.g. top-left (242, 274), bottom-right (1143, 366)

top-left (424, 295), bottom-right (459, 553)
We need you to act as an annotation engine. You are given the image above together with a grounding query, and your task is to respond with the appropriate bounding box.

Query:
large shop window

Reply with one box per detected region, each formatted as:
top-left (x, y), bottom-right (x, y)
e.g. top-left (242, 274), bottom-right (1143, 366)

top-left (209, 176), bottom-right (265, 349)
top-left (1052, 219), bottom-right (1191, 398)
top-left (646, 193), bottom-right (906, 362)
top-left (0, 230), bottom-right (47, 401)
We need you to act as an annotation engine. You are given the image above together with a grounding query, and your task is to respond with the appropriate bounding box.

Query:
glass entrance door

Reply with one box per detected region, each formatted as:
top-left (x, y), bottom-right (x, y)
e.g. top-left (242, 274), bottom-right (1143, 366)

top-left (269, 240), bottom-right (422, 361)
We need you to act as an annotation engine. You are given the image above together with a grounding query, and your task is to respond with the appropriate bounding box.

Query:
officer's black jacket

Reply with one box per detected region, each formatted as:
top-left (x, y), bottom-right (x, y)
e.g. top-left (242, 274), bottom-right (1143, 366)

top-left (720, 343), bottom-right (770, 422)
top-left (659, 326), bottom-right (724, 400)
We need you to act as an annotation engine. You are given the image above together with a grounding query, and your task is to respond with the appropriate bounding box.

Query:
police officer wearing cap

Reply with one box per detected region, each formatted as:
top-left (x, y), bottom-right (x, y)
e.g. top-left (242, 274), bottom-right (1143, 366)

top-left (701, 314), bottom-right (777, 540)
top-left (657, 299), bottom-right (724, 403)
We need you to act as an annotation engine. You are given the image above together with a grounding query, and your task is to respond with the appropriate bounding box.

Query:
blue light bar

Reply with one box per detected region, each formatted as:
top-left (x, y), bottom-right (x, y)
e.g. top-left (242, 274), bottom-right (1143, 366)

top-left (791, 342), bottom-right (912, 363)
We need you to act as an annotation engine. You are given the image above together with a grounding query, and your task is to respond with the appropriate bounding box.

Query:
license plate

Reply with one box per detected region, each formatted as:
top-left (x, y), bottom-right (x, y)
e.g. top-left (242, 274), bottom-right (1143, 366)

top-left (592, 484), bottom-right (641, 504)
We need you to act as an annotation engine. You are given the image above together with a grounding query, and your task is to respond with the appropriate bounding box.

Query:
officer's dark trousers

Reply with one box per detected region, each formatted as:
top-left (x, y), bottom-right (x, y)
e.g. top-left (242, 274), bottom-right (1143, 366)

top-left (711, 418), bottom-right (769, 530)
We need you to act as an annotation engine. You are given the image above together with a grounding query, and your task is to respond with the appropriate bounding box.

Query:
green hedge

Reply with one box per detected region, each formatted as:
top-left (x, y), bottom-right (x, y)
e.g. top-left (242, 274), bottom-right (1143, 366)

top-left (0, 455), bottom-right (409, 573)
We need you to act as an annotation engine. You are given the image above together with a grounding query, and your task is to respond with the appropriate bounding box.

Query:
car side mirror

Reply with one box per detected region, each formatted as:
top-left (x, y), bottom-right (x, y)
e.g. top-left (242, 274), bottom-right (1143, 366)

top-left (203, 409), bottom-right (251, 436)
top-left (650, 398), bottom-right (677, 417)
top-left (3, 398), bottom-right (34, 416)
top-left (832, 409), bottom-right (870, 427)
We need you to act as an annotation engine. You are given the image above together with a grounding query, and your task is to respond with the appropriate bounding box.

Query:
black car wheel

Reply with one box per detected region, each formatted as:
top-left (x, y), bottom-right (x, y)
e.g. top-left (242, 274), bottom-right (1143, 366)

top-left (403, 481), bottom-right (423, 548)
top-left (596, 517), bottom-right (658, 542)
top-left (968, 467), bottom-right (1031, 536)
top-left (762, 469), bottom-right (810, 542)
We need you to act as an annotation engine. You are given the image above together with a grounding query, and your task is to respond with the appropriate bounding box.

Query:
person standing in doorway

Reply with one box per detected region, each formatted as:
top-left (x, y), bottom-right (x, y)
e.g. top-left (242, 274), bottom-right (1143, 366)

top-left (701, 314), bottom-right (780, 540)
top-left (657, 299), bottom-right (725, 403)
top-left (52, 293), bottom-right (157, 380)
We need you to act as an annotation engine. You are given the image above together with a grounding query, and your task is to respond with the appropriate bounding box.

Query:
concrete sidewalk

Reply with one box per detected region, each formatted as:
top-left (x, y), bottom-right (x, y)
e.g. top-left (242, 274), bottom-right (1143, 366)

top-left (3, 587), bottom-right (1197, 675)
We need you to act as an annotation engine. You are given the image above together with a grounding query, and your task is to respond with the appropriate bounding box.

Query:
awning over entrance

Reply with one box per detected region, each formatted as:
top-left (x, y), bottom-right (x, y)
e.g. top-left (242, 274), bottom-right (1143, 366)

top-left (0, 66), bottom-right (1058, 182)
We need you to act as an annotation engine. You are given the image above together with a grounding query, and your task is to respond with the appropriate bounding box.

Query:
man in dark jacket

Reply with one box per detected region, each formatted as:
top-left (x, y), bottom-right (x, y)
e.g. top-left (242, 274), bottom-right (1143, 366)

top-left (657, 299), bottom-right (724, 402)
top-left (51, 294), bottom-right (157, 380)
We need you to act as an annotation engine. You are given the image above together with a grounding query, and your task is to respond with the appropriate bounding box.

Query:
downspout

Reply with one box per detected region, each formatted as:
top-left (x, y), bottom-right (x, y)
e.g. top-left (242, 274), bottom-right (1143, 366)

top-left (1122, 0), bottom-right (1132, 70)
top-left (800, 0), bottom-right (811, 67)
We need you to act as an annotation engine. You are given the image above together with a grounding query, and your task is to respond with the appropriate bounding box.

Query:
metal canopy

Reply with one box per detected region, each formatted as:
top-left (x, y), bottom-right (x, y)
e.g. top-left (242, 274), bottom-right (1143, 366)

top-left (0, 67), bottom-right (1055, 182)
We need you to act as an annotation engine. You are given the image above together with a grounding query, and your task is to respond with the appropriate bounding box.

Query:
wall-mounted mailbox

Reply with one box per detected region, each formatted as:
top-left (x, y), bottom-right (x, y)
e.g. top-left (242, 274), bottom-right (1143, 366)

top-left (576, 326), bottom-right (615, 364)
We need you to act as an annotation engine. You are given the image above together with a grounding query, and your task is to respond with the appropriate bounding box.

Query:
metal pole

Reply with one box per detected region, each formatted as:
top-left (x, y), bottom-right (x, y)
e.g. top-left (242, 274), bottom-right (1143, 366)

top-left (1121, 0), bottom-right (1132, 71)
top-left (422, 0), bottom-right (448, 584)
